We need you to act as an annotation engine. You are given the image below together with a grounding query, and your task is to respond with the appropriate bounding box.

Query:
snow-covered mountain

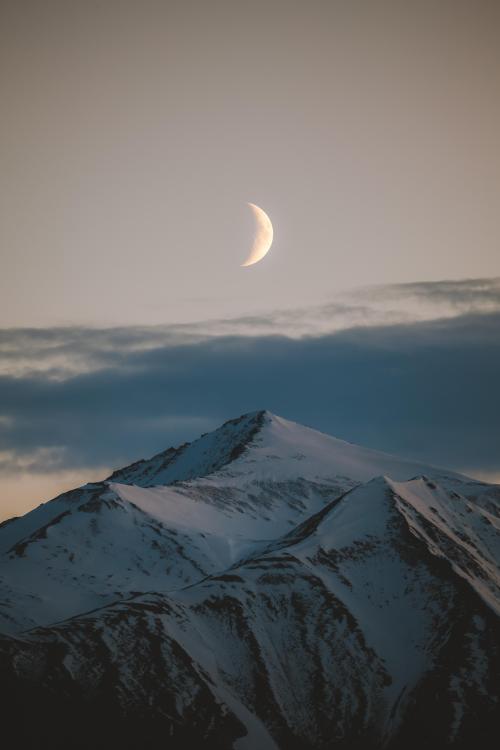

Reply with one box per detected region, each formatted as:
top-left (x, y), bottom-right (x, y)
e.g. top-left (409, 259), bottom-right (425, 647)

top-left (1, 411), bottom-right (499, 749)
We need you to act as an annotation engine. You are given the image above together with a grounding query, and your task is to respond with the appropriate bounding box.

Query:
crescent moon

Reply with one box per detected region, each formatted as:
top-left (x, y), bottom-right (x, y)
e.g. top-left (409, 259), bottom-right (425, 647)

top-left (241, 203), bottom-right (274, 267)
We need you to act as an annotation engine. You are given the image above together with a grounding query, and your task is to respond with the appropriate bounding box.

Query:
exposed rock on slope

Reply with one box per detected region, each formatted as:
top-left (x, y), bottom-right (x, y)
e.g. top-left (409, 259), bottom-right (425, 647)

top-left (0, 412), bottom-right (498, 749)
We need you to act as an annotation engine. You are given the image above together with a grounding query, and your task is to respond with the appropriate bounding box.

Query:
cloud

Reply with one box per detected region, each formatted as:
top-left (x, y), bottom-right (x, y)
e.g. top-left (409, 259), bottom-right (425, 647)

top-left (0, 446), bottom-right (69, 475)
top-left (1, 277), bottom-right (500, 380)
top-left (0, 301), bottom-right (499, 485)
top-left (373, 277), bottom-right (500, 310)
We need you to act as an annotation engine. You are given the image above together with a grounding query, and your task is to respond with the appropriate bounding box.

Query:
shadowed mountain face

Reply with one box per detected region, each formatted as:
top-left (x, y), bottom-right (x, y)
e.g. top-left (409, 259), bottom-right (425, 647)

top-left (1, 411), bottom-right (499, 749)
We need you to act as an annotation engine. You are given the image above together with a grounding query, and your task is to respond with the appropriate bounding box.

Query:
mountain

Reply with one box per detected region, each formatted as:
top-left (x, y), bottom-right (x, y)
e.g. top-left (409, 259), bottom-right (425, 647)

top-left (0, 411), bottom-right (499, 749)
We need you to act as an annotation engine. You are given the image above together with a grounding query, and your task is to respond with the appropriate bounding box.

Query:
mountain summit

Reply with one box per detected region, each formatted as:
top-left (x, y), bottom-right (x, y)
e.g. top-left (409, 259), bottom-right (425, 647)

top-left (1, 412), bottom-right (499, 749)
top-left (108, 409), bottom-right (463, 486)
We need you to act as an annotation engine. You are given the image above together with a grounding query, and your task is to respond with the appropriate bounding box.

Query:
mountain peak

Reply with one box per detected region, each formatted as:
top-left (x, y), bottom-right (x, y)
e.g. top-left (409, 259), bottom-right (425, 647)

top-left (104, 408), bottom-right (467, 490)
top-left (106, 409), bottom-right (269, 487)
top-left (1, 409), bottom-right (499, 749)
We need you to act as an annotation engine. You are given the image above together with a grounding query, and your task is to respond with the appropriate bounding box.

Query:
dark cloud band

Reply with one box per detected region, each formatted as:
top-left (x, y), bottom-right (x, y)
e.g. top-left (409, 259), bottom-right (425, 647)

top-left (0, 307), bottom-right (499, 478)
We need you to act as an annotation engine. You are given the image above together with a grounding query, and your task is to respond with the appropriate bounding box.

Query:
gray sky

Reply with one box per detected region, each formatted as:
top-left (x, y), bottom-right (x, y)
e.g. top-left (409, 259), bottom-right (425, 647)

top-left (1, 0), bottom-right (500, 327)
top-left (1, 1), bottom-right (500, 518)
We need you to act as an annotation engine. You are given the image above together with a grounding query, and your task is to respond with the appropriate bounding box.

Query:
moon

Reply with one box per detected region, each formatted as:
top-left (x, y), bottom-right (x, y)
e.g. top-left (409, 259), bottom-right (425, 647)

top-left (241, 203), bottom-right (274, 267)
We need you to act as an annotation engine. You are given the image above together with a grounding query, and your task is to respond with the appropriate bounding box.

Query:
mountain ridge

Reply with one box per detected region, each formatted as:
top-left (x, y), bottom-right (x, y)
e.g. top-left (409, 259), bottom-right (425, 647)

top-left (105, 410), bottom-right (268, 486)
top-left (0, 410), bottom-right (498, 749)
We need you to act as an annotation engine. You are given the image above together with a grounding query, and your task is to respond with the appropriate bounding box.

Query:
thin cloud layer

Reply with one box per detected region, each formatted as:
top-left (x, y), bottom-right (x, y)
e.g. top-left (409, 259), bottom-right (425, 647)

top-left (1, 277), bottom-right (499, 378)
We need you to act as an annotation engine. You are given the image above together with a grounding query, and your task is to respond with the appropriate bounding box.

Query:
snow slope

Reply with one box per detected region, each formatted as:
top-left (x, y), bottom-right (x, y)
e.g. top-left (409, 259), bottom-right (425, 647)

top-left (0, 411), bottom-right (499, 749)
top-left (2, 410), bottom-right (471, 634)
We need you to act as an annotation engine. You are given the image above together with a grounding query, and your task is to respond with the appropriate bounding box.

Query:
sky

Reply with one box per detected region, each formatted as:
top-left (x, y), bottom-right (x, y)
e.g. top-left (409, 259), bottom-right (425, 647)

top-left (1, 1), bottom-right (500, 518)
